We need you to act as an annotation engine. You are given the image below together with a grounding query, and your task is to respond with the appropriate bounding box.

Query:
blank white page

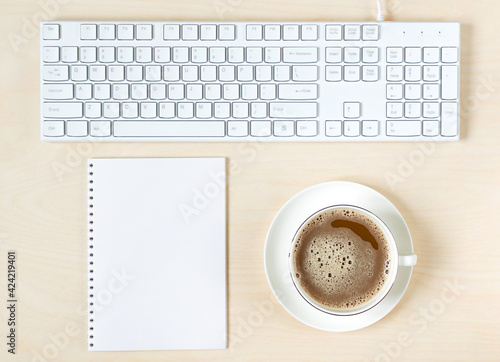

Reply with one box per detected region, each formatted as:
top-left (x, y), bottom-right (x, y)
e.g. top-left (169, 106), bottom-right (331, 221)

top-left (87, 158), bottom-right (226, 351)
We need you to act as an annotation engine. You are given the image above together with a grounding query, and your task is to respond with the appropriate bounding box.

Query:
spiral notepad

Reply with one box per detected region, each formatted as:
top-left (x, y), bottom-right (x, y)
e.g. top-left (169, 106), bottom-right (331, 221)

top-left (87, 158), bottom-right (226, 351)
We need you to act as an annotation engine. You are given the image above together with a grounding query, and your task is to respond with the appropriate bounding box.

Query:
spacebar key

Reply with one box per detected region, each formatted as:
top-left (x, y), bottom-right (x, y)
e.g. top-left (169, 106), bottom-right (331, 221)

top-left (114, 121), bottom-right (226, 137)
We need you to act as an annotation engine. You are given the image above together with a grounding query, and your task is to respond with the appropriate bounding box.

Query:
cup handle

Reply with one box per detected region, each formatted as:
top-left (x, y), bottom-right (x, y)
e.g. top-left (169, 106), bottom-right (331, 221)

top-left (399, 254), bottom-right (417, 266)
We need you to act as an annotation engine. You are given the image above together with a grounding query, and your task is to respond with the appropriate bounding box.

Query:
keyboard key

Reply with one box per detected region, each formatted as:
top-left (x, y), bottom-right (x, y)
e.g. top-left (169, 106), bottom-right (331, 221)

top-left (136, 47), bottom-right (152, 63)
top-left (405, 65), bottom-right (421, 82)
top-left (81, 24), bottom-right (97, 40)
top-left (247, 25), bottom-right (263, 40)
top-left (274, 120), bottom-right (294, 136)
top-left (113, 83), bottom-right (129, 99)
top-left (362, 66), bottom-right (378, 81)
top-left (441, 66), bottom-right (459, 99)
top-left (196, 102), bottom-right (212, 118)
top-left (90, 121), bottom-right (112, 136)
top-left (270, 102), bottom-right (317, 118)
top-left (215, 102), bottom-right (230, 118)
top-left (387, 66), bottom-right (403, 82)
top-left (200, 25), bottom-right (217, 40)
top-left (115, 121), bottom-right (226, 137)
top-left (117, 24), bottom-right (134, 40)
top-left (99, 24), bottom-right (115, 40)
top-left (274, 66), bottom-right (290, 82)
top-left (251, 121), bottom-right (271, 137)
top-left (404, 102), bottom-right (421, 118)
top-left (326, 65), bottom-right (342, 81)
top-left (246, 47), bottom-right (263, 63)
top-left (228, 47), bottom-right (244, 63)
top-left (260, 84), bottom-right (276, 99)
top-left (325, 120), bottom-right (342, 137)
top-left (283, 25), bottom-right (299, 41)
top-left (344, 25), bottom-right (361, 40)
top-left (362, 121), bottom-right (379, 136)
top-left (85, 102), bottom-right (102, 118)
top-left (173, 47), bottom-right (189, 63)
top-left (98, 47), bottom-right (115, 63)
top-left (292, 66), bottom-right (318, 81)
top-left (43, 24), bottom-right (60, 40)
top-left (362, 25), bottom-right (378, 40)
top-left (67, 121), bottom-right (88, 137)
top-left (43, 84), bottom-right (73, 100)
top-left (423, 102), bottom-right (439, 118)
top-left (164, 25), bottom-right (180, 40)
top-left (423, 84), bottom-right (440, 100)
top-left (423, 65), bottom-right (440, 82)
top-left (423, 47), bottom-right (440, 63)
top-left (118, 47), bottom-right (134, 63)
top-left (251, 102), bottom-right (267, 118)
top-left (279, 84), bottom-right (317, 100)
top-left (159, 102), bottom-right (175, 118)
top-left (344, 66), bottom-right (360, 82)
top-left (61, 47), bottom-right (78, 62)
top-left (256, 65), bottom-right (272, 81)
top-left (387, 47), bottom-right (403, 63)
top-left (405, 47), bottom-right (421, 63)
top-left (123, 102), bottom-right (138, 118)
top-left (89, 65), bottom-right (106, 81)
top-left (210, 47), bottom-right (226, 63)
top-left (182, 24), bottom-right (198, 40)
top-left (94, 84), bottom-right (111, 99)
top-left (442, 47), bottom-right (458, 63)
top-left (44, 102), bottom-right (83, 118)
top-left (164, 65), bottom-right (180, 81)
top-left (326, 47), bottom-right (342, 63)
top-left (228, 121), bottom-right (248, 137)
top-left (237, 65), bottom-right (253, 81)
top-left (283, 47), bottom-right (318, 63)
top-left (404, 84), bottom-right (421, 100)
top-left (386, 121), bottom-right (421, 136)
top-left (344, 47), bottom-right (360, 63)
top-left (43, 65), bottom-right (69, 81)
top-left (177, 102), bottom-right (194, 118)
top-left (264, 25), bottom-right (281, 40)
top-left (441, 102), bottom-right (458, 136)
top-left (297, 121), bottom-right (317, 136)
top-left (232, 102), bottom-right (249, 118)
top-left (362, 47), bottom-right (379, 63)
top-left (387, 84), bottom-right (403, 100)
top-left (325, 25), bottom-right (342, 41)
top-left (43, 121), bottom-right (64, 136)
top-left (265, 47), bottom-right (281, 63)
top-left (344, 102), bottom-right (360, 118)
top-left (104, 102), bottom-right (120, 118)
top-left (136, 24), bottom-right (153, 40)
top-left (301, 25), bottom-right (318, 40)
top-left (241, 84), bottom-right (258, 99)
top-left (386, 102), bottom-right (403, 118)
top-left (75, 84), bottom-right (92, 100)
top-left (43, 47), bottom-right (59, 63)
top-left (343, 121), bottom-right (360, 136)
top-left (145, 65), bottom-right (161, 81)
top-left (81, 47), bottom-right (97, 63)
top-left (423, 121), bottom-right (439, 136)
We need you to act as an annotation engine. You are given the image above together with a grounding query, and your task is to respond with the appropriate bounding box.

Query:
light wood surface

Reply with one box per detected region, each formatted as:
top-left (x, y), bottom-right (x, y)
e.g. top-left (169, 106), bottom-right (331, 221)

top-left (1, 0), bottom-right (500, 360)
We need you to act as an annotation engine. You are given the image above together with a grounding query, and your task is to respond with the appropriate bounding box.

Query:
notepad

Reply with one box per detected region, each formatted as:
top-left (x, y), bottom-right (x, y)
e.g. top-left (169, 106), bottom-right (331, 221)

top-left (87, 158), bottom-right (226, 351)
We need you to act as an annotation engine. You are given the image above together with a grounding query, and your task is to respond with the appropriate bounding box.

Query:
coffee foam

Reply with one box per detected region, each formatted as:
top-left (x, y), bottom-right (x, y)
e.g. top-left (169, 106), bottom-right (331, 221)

top-left (292, 208), bottom-right (391, 310)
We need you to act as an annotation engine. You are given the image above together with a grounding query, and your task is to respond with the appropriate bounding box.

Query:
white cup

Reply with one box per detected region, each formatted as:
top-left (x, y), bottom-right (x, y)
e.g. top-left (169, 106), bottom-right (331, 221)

top-left (289, 204), bottom-right (417, 316)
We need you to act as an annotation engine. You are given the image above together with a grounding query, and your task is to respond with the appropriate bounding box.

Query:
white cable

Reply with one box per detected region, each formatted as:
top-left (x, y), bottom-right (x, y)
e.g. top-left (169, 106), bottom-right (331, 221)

top-left (376, 0), bottom-right (384, 21)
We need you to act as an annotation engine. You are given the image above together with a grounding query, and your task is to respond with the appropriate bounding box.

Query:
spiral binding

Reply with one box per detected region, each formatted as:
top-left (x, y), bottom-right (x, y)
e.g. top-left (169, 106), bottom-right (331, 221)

top-left (88, 161), bottom-right (94, 348)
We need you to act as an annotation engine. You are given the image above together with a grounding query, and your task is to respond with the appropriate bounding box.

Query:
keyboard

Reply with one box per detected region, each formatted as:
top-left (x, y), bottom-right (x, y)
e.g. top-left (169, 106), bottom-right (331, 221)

top-left (40, 21), bottom-right (460, 142)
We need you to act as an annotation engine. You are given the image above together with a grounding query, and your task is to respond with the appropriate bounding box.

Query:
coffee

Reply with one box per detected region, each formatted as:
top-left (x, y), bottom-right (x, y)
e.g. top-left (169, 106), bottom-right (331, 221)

top-left (292, 207), bottom-right (392, 311)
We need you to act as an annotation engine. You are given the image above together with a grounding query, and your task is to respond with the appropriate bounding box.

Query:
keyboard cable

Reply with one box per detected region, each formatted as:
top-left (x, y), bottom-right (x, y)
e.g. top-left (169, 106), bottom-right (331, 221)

top-left (376, 0), bottom-right (384, 21)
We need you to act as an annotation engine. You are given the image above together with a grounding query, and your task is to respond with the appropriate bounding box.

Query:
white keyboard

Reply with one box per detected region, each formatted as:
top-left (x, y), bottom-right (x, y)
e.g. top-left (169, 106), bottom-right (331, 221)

top-left (40, 21), bottom-right (460, 142)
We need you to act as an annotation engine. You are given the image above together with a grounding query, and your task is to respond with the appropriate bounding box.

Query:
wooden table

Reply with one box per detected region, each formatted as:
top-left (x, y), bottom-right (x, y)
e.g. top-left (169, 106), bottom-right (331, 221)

top-left (1, 0), bottom-right (499, 360)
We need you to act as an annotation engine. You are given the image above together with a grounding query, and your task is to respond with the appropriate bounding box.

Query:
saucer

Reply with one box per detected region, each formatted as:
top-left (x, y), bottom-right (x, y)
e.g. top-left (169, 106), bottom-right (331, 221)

top-left (264, 181), bottom-right (415, 332)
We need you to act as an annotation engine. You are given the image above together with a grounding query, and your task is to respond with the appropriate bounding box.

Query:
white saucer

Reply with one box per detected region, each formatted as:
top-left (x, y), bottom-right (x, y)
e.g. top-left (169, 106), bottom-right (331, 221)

top-left (264, 181), bottom-right (415, 332)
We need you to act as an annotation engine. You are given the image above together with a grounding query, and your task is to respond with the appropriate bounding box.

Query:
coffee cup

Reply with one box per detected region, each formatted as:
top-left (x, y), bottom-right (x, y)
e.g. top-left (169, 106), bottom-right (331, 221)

top-left (289, 204), bottom-right (417, 316)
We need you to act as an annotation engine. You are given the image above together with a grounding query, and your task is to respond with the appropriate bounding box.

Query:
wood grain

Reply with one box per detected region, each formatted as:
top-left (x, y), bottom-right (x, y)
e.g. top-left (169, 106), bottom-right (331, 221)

top-left (1, 0), bottom-right (500, 360)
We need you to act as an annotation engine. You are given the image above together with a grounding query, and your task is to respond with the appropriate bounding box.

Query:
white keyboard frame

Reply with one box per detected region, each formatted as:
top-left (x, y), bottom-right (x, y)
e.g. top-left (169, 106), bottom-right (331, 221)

top-left (40, 21), bottom-right (460, 142)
